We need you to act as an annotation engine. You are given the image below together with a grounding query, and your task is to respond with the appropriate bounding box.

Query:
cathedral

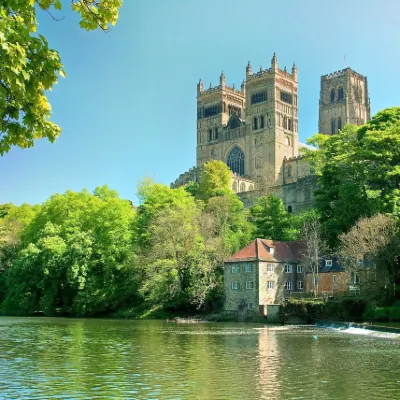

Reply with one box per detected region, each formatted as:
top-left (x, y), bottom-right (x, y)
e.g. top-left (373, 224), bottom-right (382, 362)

top-left (172, 53), bottom-right (371, 212)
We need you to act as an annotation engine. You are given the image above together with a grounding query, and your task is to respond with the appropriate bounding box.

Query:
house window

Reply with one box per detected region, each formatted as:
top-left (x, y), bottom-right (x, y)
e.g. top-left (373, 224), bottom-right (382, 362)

top-left (231, 265), bottom-right (240, 273)
top-left (297, 265), bottom-right (303, 273)
top-left (330, 89), bottom-right (335, 103)
top-left (285, 264), bottom-right (293, 273)
top-left (247, 303), bottom-right (253, 310)
top-left (253, 117), bottom-right (258, 130)
top-left (333, 275), bottom-right (337, 283)
top-left (285, 281), bottom-right (292, 290)
top-left (245, 263), bottom-right (253, 273)
top-left (231, 282), bottom-right (240, 290)
top-left (227, 146), bottom-right (245, 176)
top-left (297, 281), bottom-right (303, 290)
top-left (246, 281), bottom-right (254, 290)
top-left (267, 264), bottom-right (274, 272)
top-left (325, 260), bottom-right (333, 267)
top-left (267, 281), bottom-right (275, 289)
top-left (351, 272), bottom-right (360, 284)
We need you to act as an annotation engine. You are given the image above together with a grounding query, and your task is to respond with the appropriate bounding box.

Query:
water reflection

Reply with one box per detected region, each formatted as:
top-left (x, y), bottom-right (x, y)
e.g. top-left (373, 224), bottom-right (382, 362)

top-left (0, 318), bottom-right (399, 399)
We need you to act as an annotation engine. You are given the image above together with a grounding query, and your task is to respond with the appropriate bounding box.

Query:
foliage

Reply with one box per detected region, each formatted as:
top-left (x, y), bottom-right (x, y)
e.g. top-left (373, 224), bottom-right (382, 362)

top-left (306, 108), bottom-right (400, 247)
top-left (338, 214), bottom-right (400, 301)
top-left (250, 195), bottom-right (299, 241)
top-left (0, 0), bottom-right (123, 154)
top-left (197, 160), bottom-right (232, 200)
top-left (2, 186), bottom-right (136, 316)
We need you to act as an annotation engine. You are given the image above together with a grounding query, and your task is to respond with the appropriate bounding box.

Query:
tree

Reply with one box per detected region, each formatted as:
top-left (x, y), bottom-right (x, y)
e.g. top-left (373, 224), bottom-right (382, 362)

top-left (197, 160), bottom-right (232, 200)
top-left (338, 214), bottom-right (400, 302)
top-left (0, 0), bottom-right (123, 154)
top-left (306, 108), bottom-right (400, 248)
top-left (300, 214), bottom-right (326, 296)
top-left (250, 194), bottom-right (299, 241)
top-left (2, 186), bottom-right (136, 316)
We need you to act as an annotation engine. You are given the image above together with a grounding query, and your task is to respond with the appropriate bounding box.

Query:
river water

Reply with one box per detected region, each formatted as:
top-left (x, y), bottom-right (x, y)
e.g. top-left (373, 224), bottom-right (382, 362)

top-left (0, 318), bottom-right (399, 399)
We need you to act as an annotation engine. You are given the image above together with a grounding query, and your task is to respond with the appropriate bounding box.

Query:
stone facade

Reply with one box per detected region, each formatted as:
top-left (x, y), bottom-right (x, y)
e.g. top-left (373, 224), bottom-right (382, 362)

top-left (318, 68), bottom-right (371, 135)
top-left (224, 239), bottom-right (305, 315)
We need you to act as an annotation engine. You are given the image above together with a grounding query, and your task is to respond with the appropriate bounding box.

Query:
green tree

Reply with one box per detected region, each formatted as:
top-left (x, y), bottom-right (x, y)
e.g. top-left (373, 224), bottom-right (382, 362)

top-left (2, 187), bottom-right (136, 316)
top-left (0, 0), bottom-right (122, 154)
top-left (250, 194), bottom-right (299, 241)
top-left (197, 160), bottom-right (232, 200)
top-left (307, 107), bottom-right (400, 248)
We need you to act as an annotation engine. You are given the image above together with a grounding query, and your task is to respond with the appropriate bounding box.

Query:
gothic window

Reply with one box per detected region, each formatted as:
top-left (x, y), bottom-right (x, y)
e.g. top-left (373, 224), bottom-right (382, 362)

top-left (283, 116), bottom-right (288, 129)
top-left (223, 102), bottom-right (227, 113)
top-left (227, 146), bottom-right (245, 176)
top-left (260, 115), bottom-right (265, 129)
top-left (232, 181), bottom-right (238, 192)
top-left (251, 90), bottom-right (268, 105)
top-left (330, 89), bottom-right (335, 104)
top-left (288, 118), bottom-right (292, 131)
top-left (338, 87), bottom-right (344, 101)
top-left (204, 103), bottom-right (222, 118)
top-left (249, 184), bottom-right (254, 191)
top-left (280, 91), bottom-right (293, 104)
top-left (331, 119), bottom-right (336, 134)
top-left (287, 166), bottom-right (292, 177)
top-left (215, 127), bottom-right (218, 140)
top-left (253, 117), bottom-right (258, 130)
top-left (208, 129), bottom-right (212, 142)
top-left (285, 136), bottom-right (290, 146)
top-left (288, 205), bottom-right (293, 213)
top-left (338, 117), bottom-right (342, 131)
top-left (240, 182), bottom-right (246, 192)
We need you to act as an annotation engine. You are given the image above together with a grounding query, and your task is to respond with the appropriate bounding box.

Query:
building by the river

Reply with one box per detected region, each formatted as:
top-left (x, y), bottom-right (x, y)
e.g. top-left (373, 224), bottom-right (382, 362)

top-left (172, 53), bottom-right (370, 212)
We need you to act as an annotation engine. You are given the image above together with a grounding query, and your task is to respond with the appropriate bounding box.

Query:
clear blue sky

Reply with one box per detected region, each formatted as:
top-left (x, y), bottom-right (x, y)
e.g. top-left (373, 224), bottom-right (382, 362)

top-left (1, 0), bottom-right (399, 206)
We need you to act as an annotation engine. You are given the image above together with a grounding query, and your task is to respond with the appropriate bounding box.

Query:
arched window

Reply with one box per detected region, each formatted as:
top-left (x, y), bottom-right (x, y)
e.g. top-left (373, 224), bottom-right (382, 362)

top-left (240, 182), bottom-right (246, 192)
top-left (285, 136), bottom-right (290, 146)
top-left (223, 102), bottom-right (227, 113)
top-left (215, 127), bottom-right (218, 140)
top-left (337, 117), bottom-right (342, 131)
top-left (330, 89), bottom-right (335, 103)
top-left (227, 146), bottom-right (245, 176)
top-left (232, 181), bottom-right (238, 192)
top-left (253, 117), bottom-right (258, 130)
top-left (249, 184), bottom-right (254, 191)
top-left (288, 205), bottom-right (292, 213)
top-left (338, 87), bottom-right (344, 101)
top-left (331, 119), bottom-right (336, 134)
top-left (287, 166), bottom-right (292, 177)
top-left (260, 115), bottom-right (265, 129)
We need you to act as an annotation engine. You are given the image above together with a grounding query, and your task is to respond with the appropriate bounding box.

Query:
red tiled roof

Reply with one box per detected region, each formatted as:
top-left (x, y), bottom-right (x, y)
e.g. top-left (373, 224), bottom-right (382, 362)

top-left (226, 238), bottom-right (303, 263)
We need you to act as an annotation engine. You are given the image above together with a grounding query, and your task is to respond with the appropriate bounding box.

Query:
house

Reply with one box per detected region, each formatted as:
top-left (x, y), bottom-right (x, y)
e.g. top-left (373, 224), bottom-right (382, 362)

top-left (224, 238), bottom-right (304, 315)
top-left (304, 256), bottom-right (374, 297)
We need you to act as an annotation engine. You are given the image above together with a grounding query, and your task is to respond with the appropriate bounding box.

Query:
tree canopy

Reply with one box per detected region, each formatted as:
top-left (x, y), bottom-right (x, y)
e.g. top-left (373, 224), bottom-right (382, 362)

top-left (307, 107), bottom-right (400, 248)
top-left (0, 0), bottom-right (123, 154)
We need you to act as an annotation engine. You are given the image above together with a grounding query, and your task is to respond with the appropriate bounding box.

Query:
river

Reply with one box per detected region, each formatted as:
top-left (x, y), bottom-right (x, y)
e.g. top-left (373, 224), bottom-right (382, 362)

top-left (0, 317), bottom-right (399, 399)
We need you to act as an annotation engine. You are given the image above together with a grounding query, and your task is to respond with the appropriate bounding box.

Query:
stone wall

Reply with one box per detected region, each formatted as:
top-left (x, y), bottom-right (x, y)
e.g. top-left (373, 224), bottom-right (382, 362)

top-left (224, 261), bottom-right (259, 312)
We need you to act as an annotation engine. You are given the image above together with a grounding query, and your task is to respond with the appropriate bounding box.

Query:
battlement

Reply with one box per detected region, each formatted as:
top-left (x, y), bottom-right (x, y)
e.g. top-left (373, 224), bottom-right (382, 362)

top-left (321, 67), bottom-right (366, 81)
top-left (198, 71), bottom-right (245, 98)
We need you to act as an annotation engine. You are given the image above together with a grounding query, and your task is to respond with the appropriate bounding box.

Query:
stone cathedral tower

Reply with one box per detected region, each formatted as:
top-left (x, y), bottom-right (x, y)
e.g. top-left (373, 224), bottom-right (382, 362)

top-left (196, 53), bottom-right (299, 186)
top-left (318, 68), bottom-right (371, 134)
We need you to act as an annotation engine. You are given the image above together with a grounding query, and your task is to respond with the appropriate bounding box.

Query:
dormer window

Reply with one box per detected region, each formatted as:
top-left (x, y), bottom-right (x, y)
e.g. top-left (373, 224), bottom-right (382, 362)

top-left (270, 247), bottom-right (275, 256)
top-left (325, 259), bottom-right (332, 267)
